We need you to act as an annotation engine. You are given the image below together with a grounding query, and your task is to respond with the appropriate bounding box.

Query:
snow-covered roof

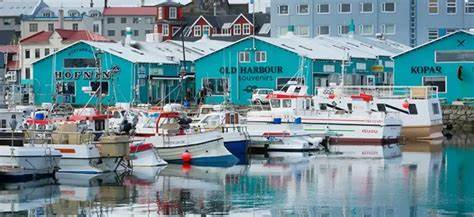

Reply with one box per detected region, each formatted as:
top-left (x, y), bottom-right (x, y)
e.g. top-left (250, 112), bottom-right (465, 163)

top-left (0, 0), bottom-right (41, 16)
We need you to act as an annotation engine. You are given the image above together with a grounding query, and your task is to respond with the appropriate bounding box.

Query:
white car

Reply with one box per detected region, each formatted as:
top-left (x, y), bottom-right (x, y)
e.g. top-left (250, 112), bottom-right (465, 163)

top-left (251, 88), bottom-right (273, 104)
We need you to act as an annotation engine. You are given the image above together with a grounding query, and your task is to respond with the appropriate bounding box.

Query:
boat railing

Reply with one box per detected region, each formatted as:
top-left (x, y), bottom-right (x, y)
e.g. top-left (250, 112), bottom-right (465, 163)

top-left (23, 130), bottom-right (95, 145)
top-left (316, 86), bottom-right (439, 100)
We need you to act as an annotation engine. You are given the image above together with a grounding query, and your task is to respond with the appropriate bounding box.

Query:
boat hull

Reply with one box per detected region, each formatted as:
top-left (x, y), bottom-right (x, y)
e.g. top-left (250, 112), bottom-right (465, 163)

top-left (402, 124), bottom-right (444, 141)
top-left (223, 132), bottom-right (248, 163)
top-left (327, 143), bottom-right (402, 159)
top-left (130, 143), bottom-right (167, 167)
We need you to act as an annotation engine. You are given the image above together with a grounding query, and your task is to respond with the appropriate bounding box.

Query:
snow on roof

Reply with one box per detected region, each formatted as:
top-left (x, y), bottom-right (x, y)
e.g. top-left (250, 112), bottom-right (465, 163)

top-left (86, 41), bottom-right (176, 64)
top-left (0, 0), bottom-right (40, 16)
top-left (137, 38), bottom-right (232, 62)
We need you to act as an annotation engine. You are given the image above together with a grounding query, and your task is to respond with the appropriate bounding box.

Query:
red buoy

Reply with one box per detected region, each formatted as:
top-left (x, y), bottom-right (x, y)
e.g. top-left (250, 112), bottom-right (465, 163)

top-left (181, 151), bottom-right (192, 163)
top-left (328, 94), bottom-right (336, 99)
top-left (402, 101), bottom-right (409, 109)
top-left (182, 163), bottom-right (191, 173)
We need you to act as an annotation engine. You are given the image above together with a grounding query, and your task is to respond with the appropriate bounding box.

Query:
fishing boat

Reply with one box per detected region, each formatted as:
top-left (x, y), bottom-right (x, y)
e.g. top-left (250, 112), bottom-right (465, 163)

top-left (0, 109), bottom-right (28, 146)
top-left (192, 107), bottom-right (249, 163)
top-left (246, 85), bottom-right (402, 158)
top-left (142, 104), bottom-right (238, 167)
top-left (25, 108), bottom-right (130, 174)
top-left (314, 85), bottom-right (443, 141)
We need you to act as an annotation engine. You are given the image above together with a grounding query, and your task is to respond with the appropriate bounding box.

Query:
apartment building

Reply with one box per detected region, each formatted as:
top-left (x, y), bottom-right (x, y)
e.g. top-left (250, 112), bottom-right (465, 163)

top-left (102, 6), bottom-right (157, 42)
top-left (21, 7), bottom-right (104, 38)
top-left (271, 0), bottom-right (474, 46)
top-left (0, 0), bottom-right (48, 40)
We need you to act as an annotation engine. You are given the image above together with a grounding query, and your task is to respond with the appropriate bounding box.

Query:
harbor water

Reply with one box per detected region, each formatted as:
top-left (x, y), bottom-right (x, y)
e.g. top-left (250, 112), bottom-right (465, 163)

top-left (1, 134), bottom-right (474, 216)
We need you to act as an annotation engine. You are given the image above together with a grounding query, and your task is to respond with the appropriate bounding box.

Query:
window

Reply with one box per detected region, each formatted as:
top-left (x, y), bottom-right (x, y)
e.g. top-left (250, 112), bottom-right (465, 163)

top-left (133, 30), bottom-right (139, 36)
top-left (243, 24), bottom-right (251, 35)
top-left (446, 0), bottom-right (456, 14)
top-left (317, 4), bottom-right (330, 14)
top-left (25, 49), bottom-right (30, 59)
top-left (382, 24), bottom-right (395, 35)
top-left (193, 26), bottom-right (201, 36)
top-left (121, 17), bottom-right (127, 23)
top-left (169, 7), bottom-right (177, 19)
top-left (255, 51), bottom-right (267, 62)
top-left (356, 63), bottom-right (366, 70)
top-left (25, 68), bottom-right (31, 79)
top-left (3, 19), bottom-right (11, 26)
top-left (44, 48), bottom-right (50, 56)
top-left (64, 58), bottom-right (98, 68)
top-left (428, 29), bottom-right (439, 41)
top-left (91, 82), bottom-right (109, 95)
top-left (384, 61), bottom-right (394, 68)
top-left (163, 24), bottom-right (169, 36)
top-left (359, 24), bottom-right (373, 35)
top-left (435, 51), bottom-right (474, 62)
top-left (270, 99), bottom-right (281, 108)
top-left (234, 24), bottom-right (242, 35)
top-left (466, 1), bottom-right (474, 13)
top-left (132, 17), bottom-right (140, 24)
top-left (408, 104), bottom-right (418, 114)
top-left (1, 120), bottom-right (6, 128)
top-left (158, 7), bottom-right (163, 19)
top-left (339, 3), bottom-right (351, 13)
top-left (318, 26), bottom-right (330, 35)
top-left (107, 30), bottom-right (115, 36)
top-left (72, 23), bottom-right (78, 30)
top-left (68, 10), bottom-right (80, 17)
top-left (222, 28), bottom-right (230, 35)
top-left (278, 26), bottom-right (288, 36)
top-left (48, 23), bottom-right (54, 31)
top-left (239, 51), bottom-right (250, 63)
top-left (360, 2), bottom-right (373, 13)
top-left (423, 76), bottom-right (446, 93)
top-left (57, 82), bottom-right (75, 95)
top-left (278, 5), bottom-right (289, 15)
top-left (382, 2), bottom-right (396, 13)
top-left (282, 99), bottom-right (292, 108)
top-left (93, 24), bottom-right (99, 33)
top-left (296, 25), bottom-right (309, 36)
top-left (107, 17), bottom-right (115, 24)
top-left (297, 4), bottom-right (309, 14)
top-left (323, 64), bottom-right (335, 72)
top-left (203, 78), bottom-right (228, 95)
top-left (432, 103), bottom-right (440, 114)
top-left (429, 0), bottom-right (439, 14)
top-left (203, 25), bottom-right (211, 36)
top-left (145, 29), bottom-right (153, 34)
top-left (277, 78), bottom-right (304, 90)
top-left (34, 49), bottom-right (40, 58)
top-left (145, 17), bottom-right (154, 24)
top-left (338, 25), bottom-right (350, 35)
top-left (29, 23), bottom-right (38, 32)
top-left (121, 30), bottom-right (126, 36)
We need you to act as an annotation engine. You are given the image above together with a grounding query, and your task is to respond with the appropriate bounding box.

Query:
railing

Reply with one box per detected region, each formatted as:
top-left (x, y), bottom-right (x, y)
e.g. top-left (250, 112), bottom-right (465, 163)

top-left (24, 130), bottom-right (95, 145)
top-left (316, 85), bottom-right (439, 100)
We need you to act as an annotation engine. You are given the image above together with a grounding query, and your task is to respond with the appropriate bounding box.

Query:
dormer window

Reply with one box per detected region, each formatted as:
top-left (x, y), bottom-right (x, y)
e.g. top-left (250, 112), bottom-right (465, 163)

top-left (169, 7), bottom-right (177, 19)
top-left (42, 10), bottom-right (53, 17)
top-left (158, 7), bottom-right (163, 19)
top-left (68, 10), bottom-right (80, 17)
top-left (89, 10), bottom-right (100, 17)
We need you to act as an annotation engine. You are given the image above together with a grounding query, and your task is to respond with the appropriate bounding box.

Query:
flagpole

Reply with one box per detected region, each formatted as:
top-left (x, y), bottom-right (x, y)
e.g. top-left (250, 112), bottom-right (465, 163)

top-left (251, 0), bottom-right (255, 50)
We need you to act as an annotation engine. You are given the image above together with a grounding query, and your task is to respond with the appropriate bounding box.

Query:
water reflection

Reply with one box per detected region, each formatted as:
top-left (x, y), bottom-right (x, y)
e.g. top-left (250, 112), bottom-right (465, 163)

top-left (1, 139), bottom-right (474, 216)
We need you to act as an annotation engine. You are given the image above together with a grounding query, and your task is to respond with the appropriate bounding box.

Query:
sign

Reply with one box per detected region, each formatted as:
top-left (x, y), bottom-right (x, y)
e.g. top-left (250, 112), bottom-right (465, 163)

top-left (410, 66), bottom-right (442, 74)
top-left (371, 65), bottom-right (384, 72)
top-left (55, 65), bottom-right (120, 80)
top-left (218, 66), bottom-right (284, 82)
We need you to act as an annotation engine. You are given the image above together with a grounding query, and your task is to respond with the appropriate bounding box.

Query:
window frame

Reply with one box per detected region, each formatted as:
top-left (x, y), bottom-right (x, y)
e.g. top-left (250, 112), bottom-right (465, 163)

top-left (202, 78), bottom-right (228, 96)
top-left (382, 24), bottom-right (396, 35)
top-left (338, 25), bottom-right (350, 35)
top-left (422, 76), bottom-right (447, 93)
top-left (446, 0), bottom-right (456, 14)
top-left (435, 50), bottom-right (474, 63)
top-left (428, 0), bottom-right (439, 15)
top-left (428, 29), bottom-right (439, 41)
top-left (255, 51), bottom-right (267, 63)
top-left (297, 4), bottom-right (310, 15)
top-left (162, 24), bottom-right (169, 36)
top-left (233, 24), bottom-right (242, 35)
top-left (107, 17), bottom-right (115, 24)
top-left (238, 51), bottom-right (250, 63)
top-left (25, 49), bottom-right (30, 59)
top-left (169, 7), bottom-right (177, 19)
top-left (278, 5), bottom-right (289, 15)
top-left (360, 2), bottom-right (373, 13)
top-left (203, 25), bottom-right (211, 36)
top-left (318, 26), bottom-right (330, 35)
top-left (90, 81), bottom-right (109, 96)
top-left (466, 1), bottom-right (474, 14)
top-left (193, 25), bottom-right (202, 37)
top-left (57, 81), bottom-right (76, 96)
top-left (338, 3), bottom-right (352, 14)
top-left (107, 29), bottom-right (115, 36)
top-left (29, 23), bottom-right (38, 32)
top-left (242, 23), bottom-right (251, 35)
top-left (381, 2), bottom-right (396, 13)
top-left (317, 3), bottom-right (330, 14)
top-left (296, 25), bottom-right (310, 36)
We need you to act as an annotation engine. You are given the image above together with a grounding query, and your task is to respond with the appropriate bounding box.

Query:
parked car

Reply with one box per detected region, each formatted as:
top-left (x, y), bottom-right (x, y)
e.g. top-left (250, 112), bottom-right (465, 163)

top-left (251, 88), bottom-right (273, 104)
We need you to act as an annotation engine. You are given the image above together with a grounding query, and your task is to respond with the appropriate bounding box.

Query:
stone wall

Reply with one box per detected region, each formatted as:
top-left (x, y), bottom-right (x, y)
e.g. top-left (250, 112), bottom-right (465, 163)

top-left (442, 105), bottom-right (474, 131)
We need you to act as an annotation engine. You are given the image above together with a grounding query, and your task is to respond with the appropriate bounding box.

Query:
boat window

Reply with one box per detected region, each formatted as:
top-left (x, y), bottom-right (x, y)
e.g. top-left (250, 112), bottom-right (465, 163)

top-left (347, 103), bottom-right (353, 112)
top-left (282, 99), bottom-right (292, 108)
top-left (432, 103), bottom-right (440, 115)
top-left (270, 99), bottom-right (281, 108)
top-left (408, 104), bottom-right (418, 115)
top-left (305, 99), bottom-right (311, 110)
top-left (95, 119), bottom-right (105, 131)
top-left (113, 111), bottom-right (121, 118)
top-left (1, 120), bottom-right (6, 128)
top-left (320, 103), bottom-right (327, 110)
top-left (202, 115), bottom-right (220, 126)
top-left (376, 104), bottom-right (386, 112)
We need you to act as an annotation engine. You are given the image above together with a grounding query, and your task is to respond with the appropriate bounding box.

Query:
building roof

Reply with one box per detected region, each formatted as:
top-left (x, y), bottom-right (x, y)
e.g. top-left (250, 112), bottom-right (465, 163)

top-left (20, 29), bottom-right (112, 44)
top-left (0, 45), bottom-right (19, 53)
top-left (0, 0), bottom-right (44, 17)
top-left (103, 7), bottom-right (157, 16)
top-left (392, 30), bottom-right (474, 59)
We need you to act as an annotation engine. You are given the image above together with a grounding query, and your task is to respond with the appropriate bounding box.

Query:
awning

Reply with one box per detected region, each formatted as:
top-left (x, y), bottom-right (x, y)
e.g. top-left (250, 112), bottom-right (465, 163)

top-left (150, 75), bottom-right (180, 80)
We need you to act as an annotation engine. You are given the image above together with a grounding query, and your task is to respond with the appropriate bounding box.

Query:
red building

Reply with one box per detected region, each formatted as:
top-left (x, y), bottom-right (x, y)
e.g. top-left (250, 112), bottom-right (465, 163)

top-left (154, 1), bottom-right (186, 41)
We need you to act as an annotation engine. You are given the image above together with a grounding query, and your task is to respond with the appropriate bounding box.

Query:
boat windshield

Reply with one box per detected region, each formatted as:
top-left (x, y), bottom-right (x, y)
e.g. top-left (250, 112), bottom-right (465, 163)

top-left (270, 99), bottom-right (281, 108)
top-left (201, 114), bottom-right (221, 126)
top-left (282, 99), bottom-right (292, 108)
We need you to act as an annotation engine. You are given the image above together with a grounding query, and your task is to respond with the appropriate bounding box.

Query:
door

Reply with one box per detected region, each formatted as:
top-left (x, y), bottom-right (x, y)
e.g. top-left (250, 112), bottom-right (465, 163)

top-left (366, 75), bottom-right (375, 86)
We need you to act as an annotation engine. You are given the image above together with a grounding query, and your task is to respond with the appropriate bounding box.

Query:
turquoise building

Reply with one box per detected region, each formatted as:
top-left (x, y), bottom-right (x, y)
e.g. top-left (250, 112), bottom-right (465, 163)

top-left (393, 31), bottom-right (474, 103)
top-left (194, 35), bottom-right (408, 105)
top-left (32, 40), bottom-right (184, 106)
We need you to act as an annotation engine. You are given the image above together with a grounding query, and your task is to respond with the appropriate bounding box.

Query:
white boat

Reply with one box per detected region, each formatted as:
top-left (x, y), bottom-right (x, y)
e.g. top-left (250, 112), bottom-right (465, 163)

top-left (142, 104), bottom-right (238, 167)
top-left (246, 85), bottom-right (402, 158)
top-left (0, 109), bottom-right (28, 146)
top-left (25, 108), bottom-right (130, 174)
top-left (0, 146), bottom-right (61, 180)
top-left (314, 85), bottom-right (443, 140)
top-left (129, 141), bottom-right (167, 167)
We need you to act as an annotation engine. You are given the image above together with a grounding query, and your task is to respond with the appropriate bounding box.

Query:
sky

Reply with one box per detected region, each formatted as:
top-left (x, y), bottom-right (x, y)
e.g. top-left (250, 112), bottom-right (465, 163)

top-left (42, 0), bottom-right (252, 7)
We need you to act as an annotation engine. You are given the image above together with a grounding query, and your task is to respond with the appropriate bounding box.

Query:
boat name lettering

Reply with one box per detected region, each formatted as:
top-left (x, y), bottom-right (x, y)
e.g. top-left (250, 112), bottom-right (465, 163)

top-left (410, 66), bottom-right (442, 74)
top-left (362, 129), bottom-right (378, 134)
top-left (219, 66), bottom-right (283, 74)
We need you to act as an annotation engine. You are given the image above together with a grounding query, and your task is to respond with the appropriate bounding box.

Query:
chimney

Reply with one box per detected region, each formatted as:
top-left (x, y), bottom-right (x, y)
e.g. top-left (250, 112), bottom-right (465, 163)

top-left (213, 2), bottom-right (217, 16)
top-left (125, 27), bottom-right (132, 45)
top-left (58, 9), bottom-right (64, 29)
top-left (140, 0), bottom-right (145, 7)
top-left (104, 0), bottom-right (108, 8)
top-left (90, 0), bottom-right (94, 7)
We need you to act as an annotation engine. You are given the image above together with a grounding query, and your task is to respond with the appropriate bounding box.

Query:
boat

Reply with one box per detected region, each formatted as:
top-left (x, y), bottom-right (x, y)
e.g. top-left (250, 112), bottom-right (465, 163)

top-left (314, 85), bottom-right (443, 141)
top-left (142, 104), bottom-right (238, 167)
top-left (246, 85), bottom-right (402, 158)
top-left (0, 109), bottom-right (28, 146)
top-left (129, 141), bottom-right (167, 167)
top-left (24, 108), bottom-right (131, 174)
top-left (192, 106), bottom-right (249, 163)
